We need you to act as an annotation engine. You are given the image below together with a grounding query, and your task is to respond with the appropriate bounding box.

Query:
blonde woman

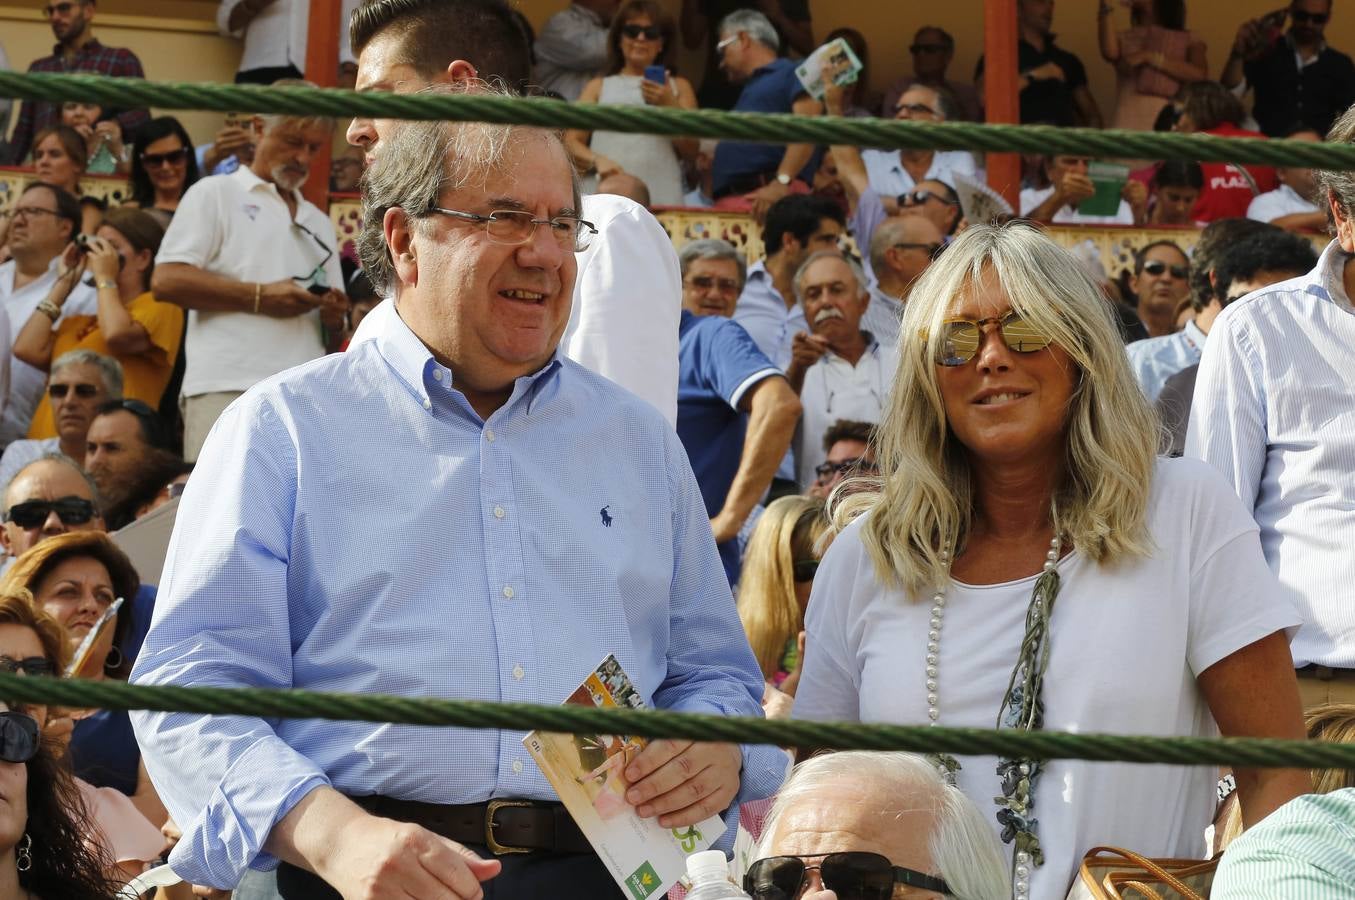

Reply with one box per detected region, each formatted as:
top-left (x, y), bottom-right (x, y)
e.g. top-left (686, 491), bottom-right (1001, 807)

top-left (792, 222), bottom-right (1309, 900)
top-left (739, 496), bottom-right (828, 685)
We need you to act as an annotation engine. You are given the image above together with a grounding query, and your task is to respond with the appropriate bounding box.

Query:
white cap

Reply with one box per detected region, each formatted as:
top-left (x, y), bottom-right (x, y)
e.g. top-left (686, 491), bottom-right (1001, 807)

top-left (686, 850), bottom-right (731, 884)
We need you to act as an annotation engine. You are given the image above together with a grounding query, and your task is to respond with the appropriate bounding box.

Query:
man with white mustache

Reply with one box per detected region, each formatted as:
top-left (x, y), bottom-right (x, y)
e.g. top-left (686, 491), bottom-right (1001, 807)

top-left (786, 252), bottom-right (898, 492)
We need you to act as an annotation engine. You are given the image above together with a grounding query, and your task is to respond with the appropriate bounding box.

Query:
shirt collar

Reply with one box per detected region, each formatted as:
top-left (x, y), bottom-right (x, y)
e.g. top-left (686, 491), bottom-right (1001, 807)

top-left (232, 165), bottom-right (302, 206)
top-left (1315, 239), bottom-right (1353, 311)
top-left (50, 36), bottom-right (103, 58)
top-left (1182, 318), bottom-right (1206, 349)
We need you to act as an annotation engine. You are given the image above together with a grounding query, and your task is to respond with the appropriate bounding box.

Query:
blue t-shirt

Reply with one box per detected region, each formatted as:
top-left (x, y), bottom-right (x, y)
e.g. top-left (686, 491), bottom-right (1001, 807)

top-left (676, 310), bottom-right (781, 583)
top-left (712, 58), bottom-right (818, 195)
top-left (70, 707), bottom-right (140, 795)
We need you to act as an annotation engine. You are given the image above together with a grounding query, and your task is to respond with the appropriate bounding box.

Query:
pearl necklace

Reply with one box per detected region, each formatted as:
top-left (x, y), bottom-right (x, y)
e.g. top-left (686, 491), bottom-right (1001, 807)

top-left (927, 534), bottom-right (1064, 900)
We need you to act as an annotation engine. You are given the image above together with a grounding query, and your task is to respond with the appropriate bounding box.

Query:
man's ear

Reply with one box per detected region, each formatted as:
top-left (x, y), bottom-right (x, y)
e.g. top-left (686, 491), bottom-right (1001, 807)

top-left (384, 206), bottom-right (418, 288)
top-left (780, 232), bottom-right (801, 256)
top-left (442, 60), bottom-right (479, 85)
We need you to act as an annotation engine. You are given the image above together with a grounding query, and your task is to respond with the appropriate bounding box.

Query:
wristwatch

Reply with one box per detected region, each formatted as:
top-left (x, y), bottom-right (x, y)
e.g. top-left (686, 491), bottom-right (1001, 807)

top-left (775, 172), bottom-right (792, 186)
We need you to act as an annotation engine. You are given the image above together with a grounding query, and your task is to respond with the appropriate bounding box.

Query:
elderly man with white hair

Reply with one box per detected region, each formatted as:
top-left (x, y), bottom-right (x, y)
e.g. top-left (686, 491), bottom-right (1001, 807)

top-left (747, 751), bottom-right (1008, 900)
top-left (785, 252), bottom-right (898, 492)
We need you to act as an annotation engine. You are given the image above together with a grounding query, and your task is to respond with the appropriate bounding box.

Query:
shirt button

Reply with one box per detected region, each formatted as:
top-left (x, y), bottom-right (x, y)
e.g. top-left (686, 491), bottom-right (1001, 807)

top-left (484, 428), bottom-right (496, 442)
top-left (502, 585), bottom-right (514, 599)
top-left (512, 664), bottom-right (525, 681)
top-left (433, 369), bottom-right (443, 381)
top-left (512, 759), bottom-right (524, 774)
top-left (422, 399), bottom-right (431, 410)
top-left (493, 505), bottom-right (505, 519)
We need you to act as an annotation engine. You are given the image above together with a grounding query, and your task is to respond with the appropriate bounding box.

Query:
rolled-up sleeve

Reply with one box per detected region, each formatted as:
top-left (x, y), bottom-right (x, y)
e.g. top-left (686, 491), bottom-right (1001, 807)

top-left (130, 396), bottom-right (329, 889)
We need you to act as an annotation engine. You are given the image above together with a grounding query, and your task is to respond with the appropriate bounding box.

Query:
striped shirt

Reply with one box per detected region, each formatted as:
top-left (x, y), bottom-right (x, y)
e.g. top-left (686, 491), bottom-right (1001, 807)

top-left (1186, 240), bottom-right (1355, 668)
top-left (1212, 789), bottom-right (1355, 898)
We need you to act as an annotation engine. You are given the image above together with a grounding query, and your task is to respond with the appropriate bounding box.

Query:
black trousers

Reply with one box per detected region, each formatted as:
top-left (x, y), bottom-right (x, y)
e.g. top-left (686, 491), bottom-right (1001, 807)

top-left (276, 844), bottom-right (624, 899)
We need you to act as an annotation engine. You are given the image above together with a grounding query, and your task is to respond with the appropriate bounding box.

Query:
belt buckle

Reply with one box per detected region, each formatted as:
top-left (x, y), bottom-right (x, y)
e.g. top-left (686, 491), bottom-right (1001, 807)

top-left (485, 799), bottom-right (533, 855)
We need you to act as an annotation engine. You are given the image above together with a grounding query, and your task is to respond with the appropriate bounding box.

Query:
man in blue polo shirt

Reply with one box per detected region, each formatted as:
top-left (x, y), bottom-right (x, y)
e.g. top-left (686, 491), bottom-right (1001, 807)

top-left (710, 9), bottom-right (822, 219)
top-left (676, 239), bottom-right (801, 585)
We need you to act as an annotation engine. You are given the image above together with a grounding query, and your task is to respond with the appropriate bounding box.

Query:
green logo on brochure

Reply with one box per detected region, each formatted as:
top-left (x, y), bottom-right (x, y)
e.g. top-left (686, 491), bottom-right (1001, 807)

top-left (626, 861), bottom-right (661, 899)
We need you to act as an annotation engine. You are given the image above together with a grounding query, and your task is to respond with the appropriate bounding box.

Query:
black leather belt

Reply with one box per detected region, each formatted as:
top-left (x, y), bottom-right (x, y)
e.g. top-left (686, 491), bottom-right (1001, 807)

top-left (351, 795), bottom-right (592, 855)
top-left (1296, 664), bottom-right (1355, 681)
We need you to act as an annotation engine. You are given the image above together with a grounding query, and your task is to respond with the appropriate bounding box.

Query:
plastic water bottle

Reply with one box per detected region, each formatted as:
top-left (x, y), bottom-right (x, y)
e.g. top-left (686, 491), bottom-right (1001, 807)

top-left (684, 850), bottom-right (752, 899)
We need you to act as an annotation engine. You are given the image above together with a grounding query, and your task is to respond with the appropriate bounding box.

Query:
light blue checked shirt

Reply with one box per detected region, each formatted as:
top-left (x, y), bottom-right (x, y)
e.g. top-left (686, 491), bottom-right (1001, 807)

top-left (129, 302), bottom-right (786, 889)
top-left (1125, 318), bottom-right (1205, 402)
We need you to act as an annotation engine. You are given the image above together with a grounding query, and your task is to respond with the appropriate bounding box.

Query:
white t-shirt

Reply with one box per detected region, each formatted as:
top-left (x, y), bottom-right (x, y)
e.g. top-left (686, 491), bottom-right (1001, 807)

top-left (1245, 184), bottom-right (1319, 224)
top-left (794, 457), bottom-right (1299, 900)
top-left (794, 338), bottom-right (897, 491)
top-left (861, 148), bottom-right (978, 199)
top-left (217, 0), bottom-right (362, 72)
top-left (0, 258), bottom-right (96, 443)
top-left (1020, 185), bottom-right (1134, 226)
top-left (157, 167), bottom-right (342, 397)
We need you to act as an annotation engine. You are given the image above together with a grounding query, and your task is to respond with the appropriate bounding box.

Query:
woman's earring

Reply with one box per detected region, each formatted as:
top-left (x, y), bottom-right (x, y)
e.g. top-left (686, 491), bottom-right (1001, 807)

top-left (103, 645), bottom-right (123, 673)
top-left (16, 833), bottom-right (32, 872)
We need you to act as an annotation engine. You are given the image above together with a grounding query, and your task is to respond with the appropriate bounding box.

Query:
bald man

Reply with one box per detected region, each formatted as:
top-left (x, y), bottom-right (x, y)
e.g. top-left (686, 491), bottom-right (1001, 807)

top-left (864, 215), bottom-right (945, 349)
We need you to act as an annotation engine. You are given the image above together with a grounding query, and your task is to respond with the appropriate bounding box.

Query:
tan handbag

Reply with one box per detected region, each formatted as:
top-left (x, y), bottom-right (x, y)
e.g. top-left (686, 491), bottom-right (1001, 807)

top-left (1065, 846), bottom-right (1217, 900)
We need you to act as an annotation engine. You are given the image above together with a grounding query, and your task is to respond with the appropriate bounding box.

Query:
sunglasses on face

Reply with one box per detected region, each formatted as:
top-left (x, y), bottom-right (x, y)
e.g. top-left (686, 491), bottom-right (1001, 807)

top-left (1291, 10), bottom-right (1328, 24)
top-left (621, 24), bottom-right (662, 40)
top-left (1141, 260), bottom-right (1189, 279)
top-left (931, 311), bottom-right (1054, 367)
top-left (3, 497), bottom-right (96, 529)
top-left (745, 852), bottom-right (950, 900)
top-left (899, 189), bottom-right (957, 208)
top-left (49, 382), bottom-right (100, 400)
top-left (0, 712), bottom-right (40, 765)
top-left (0, 656), bottom-right (56, 677)
top-left (140, 147), bottom-right (188, 168)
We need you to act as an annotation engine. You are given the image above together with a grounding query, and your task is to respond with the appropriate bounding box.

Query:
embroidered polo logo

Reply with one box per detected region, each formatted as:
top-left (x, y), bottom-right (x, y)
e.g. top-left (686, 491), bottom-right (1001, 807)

top-left (243, 203), bottom-right (260, 221)
top-left (600, 505), bottom-right (613, 527)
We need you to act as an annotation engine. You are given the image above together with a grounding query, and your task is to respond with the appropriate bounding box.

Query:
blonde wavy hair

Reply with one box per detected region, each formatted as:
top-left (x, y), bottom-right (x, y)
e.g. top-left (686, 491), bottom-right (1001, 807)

top-left (738, 496), bottom-right (828, 680)
top-left (843, 222), bottom-right (1158, 593)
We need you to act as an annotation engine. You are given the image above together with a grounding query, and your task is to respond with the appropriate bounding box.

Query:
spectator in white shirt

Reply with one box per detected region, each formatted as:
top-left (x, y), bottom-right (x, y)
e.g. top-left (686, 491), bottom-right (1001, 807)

top-left (151, 105), bottom-right (347, 461)
top-left (862, 84), bottom-right (977, 199)
top-left (1021, 154), bottom-right (1148, 225)
top-left (1246, 128), bottom-right (1327, 232)
top-left (1187, 103), bottom-right (1355, 708)
top-left (534, 0), bottom-right (618, 101)
top-left (785, 252), bottom-right (898, 491)
top-left (218, 0), bottom-right (363, 84)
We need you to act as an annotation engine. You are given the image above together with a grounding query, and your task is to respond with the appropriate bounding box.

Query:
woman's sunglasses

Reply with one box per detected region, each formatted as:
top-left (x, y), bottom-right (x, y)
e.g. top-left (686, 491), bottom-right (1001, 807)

top-left (930, 311), bottom-right (1054, 367)
top-left (0, 656), bottom-right (56, 677)
top-left (0, 712), bottom-right (40, 765)
top-left (744, 852), bottom-right (950, 900)
top-left (621, 24), bottom-right (662, 40)
top-left (140, 148), bottom-right (189, 169)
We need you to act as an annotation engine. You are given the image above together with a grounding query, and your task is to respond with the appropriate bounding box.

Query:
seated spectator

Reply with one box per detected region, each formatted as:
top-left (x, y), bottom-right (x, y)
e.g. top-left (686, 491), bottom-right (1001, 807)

top-left (30, 124), bottom-right (87, 198)
top-left (1212, 788), bottom-right (1355, 898)
top-left (1173, 82), bottom-right (1279, 221)
top-left (747, 751), bottom-right (1008, 900)
top-left (738, 494), bottom-right (828, 717)
top-left (710, 10), bottom-right (823, 219)
top-left (882, 26), bottom-right (983, 122)
top-left (1128, 239), bottom-right (1191, 338)
top-left (899, 179), bottom-right (963, 236)
top-left (15, 208), bottom-right (181, 442)
top-left (84, 399), bottom-right (180, 530)
top-left (0, 456), bottom-right (104, 567)
top-left (1098, 0), bottom-right (1208, 133)
top-left (1021, 155), bottom-right (1147, 225)
top-left (809, 149), bottom-right (845, 214)
top-left (0, 183), bottom-right (97, 444)
top-left (0, 350), bottom-right (121, 488)
top-left (595, 171), bottom-right (651, 207)
top-left (1148, 159), bottom-right (1204, 225)
top-left (329, 144), bottom-right (365, 194)
top-left (677, 239), bottom-right (801, 584)
top-left (534, 0), bottom-right (615, 100)
top-left (3, 531), bottom-right (167, 831)
top-left (786, 252), bottom-right (897, 492)
top-left (976, 0), bottom-right (1103, 127)
top-left (60, 100), bottom-right (126, 174)
top-left (808, 418), bottom-right (878, 500)
top-left (127, 117), bottom-right (201, 227)
top-left (865, 215), bottom-right (944, 350)
top-left (565, 0), bottom-right (697, 207)
top-left (1247, 128), bottom-right (1326, 231)
top-left (863, 85), bottom-right (976, 200)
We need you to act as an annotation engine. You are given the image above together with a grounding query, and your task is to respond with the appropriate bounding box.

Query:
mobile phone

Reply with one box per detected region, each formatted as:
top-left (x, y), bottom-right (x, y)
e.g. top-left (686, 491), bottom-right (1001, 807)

top-left (643, 65), bottom-right (666, 85)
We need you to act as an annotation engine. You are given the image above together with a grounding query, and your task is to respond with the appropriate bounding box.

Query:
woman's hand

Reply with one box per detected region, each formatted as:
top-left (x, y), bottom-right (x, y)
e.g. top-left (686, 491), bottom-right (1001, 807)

top-left (639, 76), bottom-right (674, 107)
top-left (50, 243), bottom-right (88, 305)
top-left (94, 120), bottom-right (125, 160)
top-left (42, 712), bottom-right (75, 756)
top-left (85, 235), bottom-right (122, 284)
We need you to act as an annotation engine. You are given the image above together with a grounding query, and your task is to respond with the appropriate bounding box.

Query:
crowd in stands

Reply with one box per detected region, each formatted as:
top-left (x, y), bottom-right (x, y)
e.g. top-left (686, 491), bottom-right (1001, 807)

top-left (0, 1), bottom-right (1352, 899)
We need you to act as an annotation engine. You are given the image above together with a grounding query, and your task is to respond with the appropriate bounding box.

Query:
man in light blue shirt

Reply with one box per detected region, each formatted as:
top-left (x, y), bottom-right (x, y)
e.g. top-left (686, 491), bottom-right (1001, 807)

top-left (1213, 788), bottom-right (1355, 899)
top-left (131, 96), bottom-right (782, 899)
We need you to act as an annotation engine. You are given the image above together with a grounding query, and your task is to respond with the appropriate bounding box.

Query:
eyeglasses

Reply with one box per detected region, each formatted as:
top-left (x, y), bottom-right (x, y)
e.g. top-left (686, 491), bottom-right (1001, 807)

top-left (685, 275), bottom-right (741, 294)
top-left (1141, 260), bottom-right (1189, 279)
top-left (3, 497), bottom-right (97, 529)
top-left (930, 311), bottom-right (1053, 367)
top-left (427, 206), bottom-right (598, 253)
top-left (814, 457), bottom-right (878, 482)
top-left (1291, 10), bottom-right (1328, 24)
top-left (895, 102), bottom-right (937, 116)
top-left (898, 189), bottom-right (957, 208)
top-left (621, 24), bottom-right (662, 40)
top-left (10, 205), bottom-right (59, 221)
top-left (0, 712), bottom-right (40, 765)
top-left (892, 241), bottom-right (945, 260)
top-left (140, 147), bottom-right (188, 168)
top-left (909, 43), bottom-right (949, 54)
top-left (48, 382), bottom-right (101, 400)
top-left (716, 34), bottom-right (740, 56)
top-left (791, 559), bottom-right (819, 582)
top-left (0, 656), bottom-right (56, 678)
top-left (292, 220), bottom-right (336, 284)
top-left (745, 852), bottom-right (950, 900)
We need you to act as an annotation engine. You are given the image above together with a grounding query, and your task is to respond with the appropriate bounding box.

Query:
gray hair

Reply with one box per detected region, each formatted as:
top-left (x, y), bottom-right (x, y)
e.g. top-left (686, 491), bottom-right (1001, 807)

top-left (51, 349), bottom-right (123, 399)
top-left (1316, 104), bottom-right (1355, 233)
top-left (756, 752), bottom-right (1009, 900)
top-left (792, 250), bottom-right (868, 305)
top-left (678, 239), bottom-right (747, 288)
top-left (4, 453), bottom-right (102, 510)
top-left (258, 79), bottom-right (334, 135)
top-left (718, 9), bottom-right (779, 52)
top-left (899, 82), bottom-right (959, 122)
top-left (356, 80), bottom-right (580, 296)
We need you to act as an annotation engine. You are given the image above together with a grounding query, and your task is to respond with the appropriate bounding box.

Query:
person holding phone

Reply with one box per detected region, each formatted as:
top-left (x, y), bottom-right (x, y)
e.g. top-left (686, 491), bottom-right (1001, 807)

top-left (565, 0), bottom-right (697, 206)
top-left (1220, 0), bottom-right (1354, 137)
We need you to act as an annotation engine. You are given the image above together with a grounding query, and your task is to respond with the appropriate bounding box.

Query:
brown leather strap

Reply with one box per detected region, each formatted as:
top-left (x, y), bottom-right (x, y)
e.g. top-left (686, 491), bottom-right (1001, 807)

top-left (350, 796), bottom-right (593, 855)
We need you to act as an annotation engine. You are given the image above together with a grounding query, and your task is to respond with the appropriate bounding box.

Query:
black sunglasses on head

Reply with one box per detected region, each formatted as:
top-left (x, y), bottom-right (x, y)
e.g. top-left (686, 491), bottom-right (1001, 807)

top-left (621, 23), bottom-right (662, 40)
top-left (745, 852), bottom-right (949, 900)
top-left (1141, 260), bottom-right (1189, 279)
top-left (0, 711), bottom-right (40, 765)
top-left (3, 497), bottom-right (96, 529)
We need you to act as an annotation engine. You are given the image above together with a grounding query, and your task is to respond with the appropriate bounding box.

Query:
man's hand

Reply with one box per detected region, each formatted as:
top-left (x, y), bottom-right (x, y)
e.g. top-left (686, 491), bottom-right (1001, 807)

top-left (257, 281), bottom-right (324, 318)
top-left (1232, 18), bottom-right (1265, 59)
top-left (1054, 170), bottom-right (1096, 207)
top-left (748, 180), bottom-right (791, 223)
top-left (1122, 179), bottom-right (1149, 223)
top-left (318, 288), bottom-right (350, 333)
top-left (206, 125), bottom-right (255, 170)
top-left (710, 510), bottom-right (742, 544)
top-left (786, 331), bottom-right (830, 392)
top-left (624, 740), bottom-right (743, 828)
top-left (317, 816), bottom-right (501, 900)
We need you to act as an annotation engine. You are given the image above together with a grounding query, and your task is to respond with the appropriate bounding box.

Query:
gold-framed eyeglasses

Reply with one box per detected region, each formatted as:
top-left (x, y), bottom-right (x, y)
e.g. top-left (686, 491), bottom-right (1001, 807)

top-left (928, 311), bottom-right (1054, 367)
top-left (427, 206), bottom-right (598, 253)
